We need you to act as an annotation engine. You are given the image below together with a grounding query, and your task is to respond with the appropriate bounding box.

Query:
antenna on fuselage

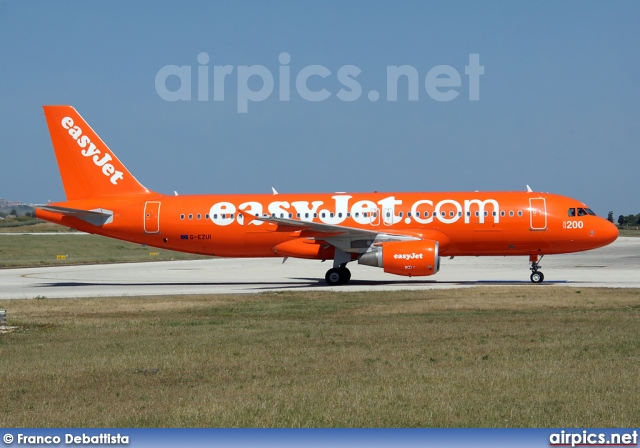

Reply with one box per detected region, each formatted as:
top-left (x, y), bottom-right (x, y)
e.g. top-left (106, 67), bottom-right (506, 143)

top-left (526, 185), bottom-right (533, 193)
top-left (272, 187), bottom-right (279, 195)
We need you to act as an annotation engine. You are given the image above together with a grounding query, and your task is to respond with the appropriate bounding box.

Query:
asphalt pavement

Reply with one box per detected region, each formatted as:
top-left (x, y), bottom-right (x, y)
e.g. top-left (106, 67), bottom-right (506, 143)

top-left (0, 238), bottom-right (638, 299)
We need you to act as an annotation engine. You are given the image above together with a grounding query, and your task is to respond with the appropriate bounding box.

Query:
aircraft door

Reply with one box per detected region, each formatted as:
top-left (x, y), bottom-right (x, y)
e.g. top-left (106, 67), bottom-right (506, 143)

top-left (529, 198), bottom-right (547, 231)
top-left (144, 201), bottom-right (161, 233)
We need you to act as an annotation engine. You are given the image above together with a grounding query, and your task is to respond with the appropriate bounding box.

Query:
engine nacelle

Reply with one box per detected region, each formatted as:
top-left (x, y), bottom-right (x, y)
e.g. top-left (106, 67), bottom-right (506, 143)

top-left (358, 240), bottom-right (440, 277)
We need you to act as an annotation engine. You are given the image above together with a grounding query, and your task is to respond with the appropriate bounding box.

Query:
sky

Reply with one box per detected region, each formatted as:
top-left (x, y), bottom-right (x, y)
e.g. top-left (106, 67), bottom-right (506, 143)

top-left (0, 1), bottom-right (638, 216)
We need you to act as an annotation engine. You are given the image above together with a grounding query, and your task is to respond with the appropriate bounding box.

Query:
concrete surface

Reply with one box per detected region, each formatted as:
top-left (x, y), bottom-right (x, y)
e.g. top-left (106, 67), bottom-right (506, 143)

top-left (0, 238), bottom-right (638, 299)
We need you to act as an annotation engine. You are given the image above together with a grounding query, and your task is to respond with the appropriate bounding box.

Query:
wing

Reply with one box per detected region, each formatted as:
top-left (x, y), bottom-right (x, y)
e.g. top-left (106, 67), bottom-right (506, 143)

top-left (243, 213), bottom-right (449, 254)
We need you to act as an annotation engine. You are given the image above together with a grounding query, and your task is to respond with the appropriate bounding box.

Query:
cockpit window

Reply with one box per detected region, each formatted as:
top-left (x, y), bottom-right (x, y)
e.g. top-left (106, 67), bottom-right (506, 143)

top-left (585, 208), bottom-right (596, 216)
top-left (568, 208), bottom-right (576, 217)
top-left (577, 208), bottom-right (588, 216)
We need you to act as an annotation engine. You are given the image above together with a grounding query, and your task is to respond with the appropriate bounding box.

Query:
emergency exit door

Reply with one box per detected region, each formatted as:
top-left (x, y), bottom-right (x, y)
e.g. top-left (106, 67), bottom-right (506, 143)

top-left (144, 201), bottom-right (161, 233)
top-left (529, 198), bottom-right (547, 231)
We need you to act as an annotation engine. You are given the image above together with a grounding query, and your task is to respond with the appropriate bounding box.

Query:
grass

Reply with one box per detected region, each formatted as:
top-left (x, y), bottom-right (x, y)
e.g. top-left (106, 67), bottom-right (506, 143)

top-left (0, 225), bottom-right (205, 268)
top-left (618, 228), bottom-right (640, 237)
top-left (0, 220), bottom-right (76, 233)
top-left (1, 287), bottom-right (639, 427)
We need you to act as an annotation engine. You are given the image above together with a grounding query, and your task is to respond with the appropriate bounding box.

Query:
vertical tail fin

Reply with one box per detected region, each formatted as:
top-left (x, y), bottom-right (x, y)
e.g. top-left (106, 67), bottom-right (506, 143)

top-left (43, 105), bottom-right (151, 200)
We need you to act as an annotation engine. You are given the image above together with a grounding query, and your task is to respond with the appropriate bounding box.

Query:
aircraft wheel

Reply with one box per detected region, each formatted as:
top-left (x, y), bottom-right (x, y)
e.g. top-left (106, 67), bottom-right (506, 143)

top-left (339, 266), bottom-right (351, 283)
top-left (325, 268), bottom-right (344, 286)
top-left (530, 272), bottom-right (544, 283)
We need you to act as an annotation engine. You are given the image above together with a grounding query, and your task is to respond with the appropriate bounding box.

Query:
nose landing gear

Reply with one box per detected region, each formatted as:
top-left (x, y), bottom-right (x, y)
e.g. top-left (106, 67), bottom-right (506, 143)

top-left (529, 255), bottom-right (544, 283)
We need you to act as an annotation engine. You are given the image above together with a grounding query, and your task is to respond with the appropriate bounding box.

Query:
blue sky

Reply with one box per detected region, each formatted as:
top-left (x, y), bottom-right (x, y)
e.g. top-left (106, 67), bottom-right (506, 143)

top-left (1, 1), bottom-right (638, 216)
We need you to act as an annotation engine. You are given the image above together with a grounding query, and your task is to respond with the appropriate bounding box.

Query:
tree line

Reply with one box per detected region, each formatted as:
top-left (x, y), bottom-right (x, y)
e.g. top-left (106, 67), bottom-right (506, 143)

top-left (607, 212), bottom-right (640, 227)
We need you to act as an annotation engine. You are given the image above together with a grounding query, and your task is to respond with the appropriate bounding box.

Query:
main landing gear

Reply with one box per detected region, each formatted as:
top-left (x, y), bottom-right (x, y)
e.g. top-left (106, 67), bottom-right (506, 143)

top-left (325, 264), bottom-right (351, 286)
top-left (529, 255), bottom-right (544, 283)
top-left (325, 247), bottom-right (353, 285)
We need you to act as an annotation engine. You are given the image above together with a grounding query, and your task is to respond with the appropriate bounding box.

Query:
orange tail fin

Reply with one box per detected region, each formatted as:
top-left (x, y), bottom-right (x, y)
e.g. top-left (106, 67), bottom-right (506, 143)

top-left (43, 105), bottom-right (151, 200)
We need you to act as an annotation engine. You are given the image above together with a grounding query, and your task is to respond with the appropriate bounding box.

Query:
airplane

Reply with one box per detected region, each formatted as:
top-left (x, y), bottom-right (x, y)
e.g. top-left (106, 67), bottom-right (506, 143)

top-left (36, 105), bottom-right (619, 285)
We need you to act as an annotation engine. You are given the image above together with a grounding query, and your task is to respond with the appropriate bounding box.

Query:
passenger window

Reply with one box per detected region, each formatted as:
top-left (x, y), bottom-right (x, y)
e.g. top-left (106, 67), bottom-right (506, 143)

top-left (289, 213), bottom-right (293, 218)
top-left (306, 213), bottom-right (310, 218)
top-left (475, 211), bottom-right (479, 217)
top-left (449, 211), bottom-right (454, 217)
top-left (180, 214), bottom-right (185, 220)
top-left (330, 213), bottom-right (334, 218)
top-left (509, 211), bottom-right (514, 217)
top-left (500, 211), bottom-right (505, 217)
top-left (518, 211), bottom-right (523, 217)
top-left (568, 208), bottom-right (576, 217)
top-left (338, 213), bottom-right (342, 218)
top-left (188, 214), bottom-right (193, 220)
top-left (205, 214), bottom-right (209, 220)
top-left (297, 213), bottom-right (301, 218)
top-left (197, 214), bottom-right (201, 220)
top-left (355, 212), bottom-right (360, 218)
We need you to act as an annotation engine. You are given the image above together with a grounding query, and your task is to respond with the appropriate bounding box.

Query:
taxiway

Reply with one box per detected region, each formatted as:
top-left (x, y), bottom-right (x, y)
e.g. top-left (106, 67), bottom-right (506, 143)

top-left (0, 238), bottom-right (638, 299)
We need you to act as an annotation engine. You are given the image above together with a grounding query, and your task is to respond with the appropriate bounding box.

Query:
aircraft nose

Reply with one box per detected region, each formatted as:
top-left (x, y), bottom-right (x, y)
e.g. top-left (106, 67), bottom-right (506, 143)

top-left (595, 219), bottom-right (619, 246)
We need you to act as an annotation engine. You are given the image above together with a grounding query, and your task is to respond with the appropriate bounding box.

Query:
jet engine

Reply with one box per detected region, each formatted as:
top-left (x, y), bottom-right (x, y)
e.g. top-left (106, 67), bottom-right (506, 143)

top-left (358, 240), bottom-right (440, 277)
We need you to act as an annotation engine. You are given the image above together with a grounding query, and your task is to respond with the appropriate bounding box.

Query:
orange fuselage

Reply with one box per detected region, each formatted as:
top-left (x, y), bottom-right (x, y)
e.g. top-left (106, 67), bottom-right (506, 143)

top-left (37, 191), bottom-right (618, 258)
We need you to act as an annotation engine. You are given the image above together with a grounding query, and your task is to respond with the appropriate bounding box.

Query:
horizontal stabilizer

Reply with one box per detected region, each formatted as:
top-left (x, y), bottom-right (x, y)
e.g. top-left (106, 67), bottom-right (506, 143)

top-left (36, 205), bottom-right (113, 226)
